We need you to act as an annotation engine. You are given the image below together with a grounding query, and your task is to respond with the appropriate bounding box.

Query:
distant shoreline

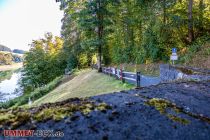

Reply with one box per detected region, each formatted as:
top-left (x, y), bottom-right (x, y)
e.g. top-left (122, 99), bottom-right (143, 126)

top-left (0, 63), bottom-right (23, 71)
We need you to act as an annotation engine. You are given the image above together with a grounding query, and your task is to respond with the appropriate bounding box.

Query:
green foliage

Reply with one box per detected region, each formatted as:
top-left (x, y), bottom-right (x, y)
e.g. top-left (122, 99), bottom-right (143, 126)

top-left (0, 70), bottom-right (13, 82)
top-left (21, 33), bottom-right (66, 93)
top-left (91, 54), bottom-right (97, 65)
top-left (67, 54), bottom-right (78, 71)
top-left (204, 48), bottom-right (210, 55)
top-left (58, 0), bottom-right (210, 67)
top-left (78, 53), bottom-right (88, 68)
top-left (179, 34), bottom-right (210, 63)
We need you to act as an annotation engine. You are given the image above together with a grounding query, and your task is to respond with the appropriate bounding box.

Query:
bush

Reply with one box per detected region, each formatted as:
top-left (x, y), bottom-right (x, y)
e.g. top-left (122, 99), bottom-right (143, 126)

top-left (22, 34), bottom-right (65, 91)
top-left (78, 53), bottom-right (88, 68)
top-left (179, 35), bottom-right (210, 64)
top-left (67, 54), bottom-right (78, 71)
top-left (91, 54), bottom-right (97, 65)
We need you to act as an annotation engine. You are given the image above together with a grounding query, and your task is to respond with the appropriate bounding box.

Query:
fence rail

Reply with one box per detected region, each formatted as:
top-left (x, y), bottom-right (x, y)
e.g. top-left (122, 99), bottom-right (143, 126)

top-left (102, 67), bottom-right (141, 88)
top-left (97, 64), bottom-right (210, 88)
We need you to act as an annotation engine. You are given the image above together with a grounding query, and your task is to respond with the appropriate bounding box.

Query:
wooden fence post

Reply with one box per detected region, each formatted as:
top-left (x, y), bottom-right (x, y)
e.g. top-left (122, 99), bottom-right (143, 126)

top-left (136, 72), bottom-right (141, 88)
top-left (121, 69), bottom-right (125, 83)
top-left (115, 68), bottom-right (117, 79)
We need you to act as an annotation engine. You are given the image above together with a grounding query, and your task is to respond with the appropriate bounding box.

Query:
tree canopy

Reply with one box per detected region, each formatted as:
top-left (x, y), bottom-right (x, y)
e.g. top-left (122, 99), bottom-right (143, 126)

top-left (21, 33), bottom-right (66, 92)
top-left (56, 0), bottom-right (210, 70)
top-left (20, 0), bottom-right (210, 93)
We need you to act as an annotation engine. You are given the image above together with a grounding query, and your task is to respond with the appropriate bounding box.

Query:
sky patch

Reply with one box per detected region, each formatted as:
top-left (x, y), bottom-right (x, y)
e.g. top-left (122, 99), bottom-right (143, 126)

top-left (0, 0), bottom-right (63, 51)
top-left (0, 0), bottom-right (6, 8)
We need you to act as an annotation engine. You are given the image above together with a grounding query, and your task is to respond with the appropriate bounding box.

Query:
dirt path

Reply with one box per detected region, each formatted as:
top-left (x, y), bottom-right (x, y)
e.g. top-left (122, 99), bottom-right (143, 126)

top-left (0, 63), bottom-right (23, 71)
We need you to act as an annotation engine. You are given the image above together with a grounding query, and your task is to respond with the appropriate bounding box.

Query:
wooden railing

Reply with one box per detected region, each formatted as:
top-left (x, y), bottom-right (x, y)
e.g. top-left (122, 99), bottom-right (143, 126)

top-left (102, 67), bottom-right (141, 88)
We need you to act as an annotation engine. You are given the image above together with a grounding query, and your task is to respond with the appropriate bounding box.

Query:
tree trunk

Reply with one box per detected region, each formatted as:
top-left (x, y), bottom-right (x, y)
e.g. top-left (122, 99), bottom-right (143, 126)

top-left (98, 44), bottom-right (102, 72)
top-left (188, 0), bottom-right (194, 43)
top-left (199, 0), bottom-right (204, 32)
top-left (97, 0), bottom-right (103, 72)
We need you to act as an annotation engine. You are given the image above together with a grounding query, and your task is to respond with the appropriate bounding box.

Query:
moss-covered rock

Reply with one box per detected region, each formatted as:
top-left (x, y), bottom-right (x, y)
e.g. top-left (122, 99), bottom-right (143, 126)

top-left (0, 98), bottom-right (112, 129)
top-left (145, 98), bottom-right (174, 114)
top-left (167, 114), bottom-right (190, 125)
top-left (145, 98), bottom-right (191, 125)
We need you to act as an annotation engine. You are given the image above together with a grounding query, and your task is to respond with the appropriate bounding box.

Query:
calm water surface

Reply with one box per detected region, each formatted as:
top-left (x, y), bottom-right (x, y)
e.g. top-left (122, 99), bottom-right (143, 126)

top-left (0, 72), bottom-right (23, 102)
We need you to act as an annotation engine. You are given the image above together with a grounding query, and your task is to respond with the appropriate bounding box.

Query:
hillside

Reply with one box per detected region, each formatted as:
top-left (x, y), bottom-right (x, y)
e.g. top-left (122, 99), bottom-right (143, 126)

top-left (0, 44), bottom-right (24, 65)
top-left (13, 49), bottom-right (25, 54)
top-left (31, 69), bottom-right (134, 106)
top-left (0, 51), bottom-right (23, 65)
top-left (0, 44), bottom-right (11, 52)
top-left (0, 44), bottom-right (25, 54)
top-left (185, 42), bottom-right (210, 69)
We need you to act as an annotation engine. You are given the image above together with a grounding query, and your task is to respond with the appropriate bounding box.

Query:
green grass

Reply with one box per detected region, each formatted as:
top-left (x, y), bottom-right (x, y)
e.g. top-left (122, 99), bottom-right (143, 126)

top-left (0, 69), bottom-right (134, 109)
top-left (114, 64), bottom-right (160, 76)
top-left (31, 69), bottom-right (134, 107)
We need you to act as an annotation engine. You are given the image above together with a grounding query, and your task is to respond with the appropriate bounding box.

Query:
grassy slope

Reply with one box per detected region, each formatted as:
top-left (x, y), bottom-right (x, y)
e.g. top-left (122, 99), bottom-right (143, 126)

top-left (32, 69), bottom-right (134, 106)
top-left (186, 42), bottom-right (210, 69)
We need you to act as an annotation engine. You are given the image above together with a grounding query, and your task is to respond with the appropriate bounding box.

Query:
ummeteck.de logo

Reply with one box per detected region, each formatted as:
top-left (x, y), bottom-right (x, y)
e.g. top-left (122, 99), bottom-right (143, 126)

top-left (4, 130), bottom-right (34, 137)
top-left (3, 130), bottom-right (64, 138)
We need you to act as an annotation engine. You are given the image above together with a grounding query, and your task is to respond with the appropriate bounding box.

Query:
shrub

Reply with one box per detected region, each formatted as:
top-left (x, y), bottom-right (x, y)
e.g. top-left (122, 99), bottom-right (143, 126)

top-left (78, 53), bottom-right (88, 68)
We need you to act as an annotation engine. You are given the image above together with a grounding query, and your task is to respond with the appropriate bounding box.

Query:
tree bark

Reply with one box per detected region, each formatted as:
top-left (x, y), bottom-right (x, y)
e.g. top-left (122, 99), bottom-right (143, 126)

top-left (199, 0), bottom-right (204, 32)
top-left (188, 0), bottom-right (194, 43)
top-left (97, 0), bottom-right (103, 72)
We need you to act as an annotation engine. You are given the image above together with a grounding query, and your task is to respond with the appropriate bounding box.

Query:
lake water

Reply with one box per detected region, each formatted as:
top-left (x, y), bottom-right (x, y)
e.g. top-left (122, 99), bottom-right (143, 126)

top-left (0, 72), bottom-right (23, 102)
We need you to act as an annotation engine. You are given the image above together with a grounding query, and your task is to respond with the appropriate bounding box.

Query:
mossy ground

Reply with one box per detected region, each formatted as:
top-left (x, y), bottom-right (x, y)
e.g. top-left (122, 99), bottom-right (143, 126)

top-left (145, 98), bottom-right (190, 125)
top-left (0, 98), bottom-right (112, 130)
